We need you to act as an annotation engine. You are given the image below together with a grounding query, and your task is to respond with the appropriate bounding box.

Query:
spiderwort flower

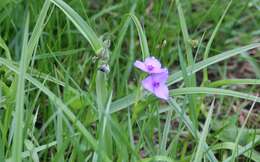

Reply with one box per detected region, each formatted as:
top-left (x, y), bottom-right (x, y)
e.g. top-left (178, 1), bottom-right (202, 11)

top-left (134, 56), bottom-right (167, 74)
top-left (134, 56), bottom-right (169, 100)
top-left (142, 71), bottom-right (169, 100)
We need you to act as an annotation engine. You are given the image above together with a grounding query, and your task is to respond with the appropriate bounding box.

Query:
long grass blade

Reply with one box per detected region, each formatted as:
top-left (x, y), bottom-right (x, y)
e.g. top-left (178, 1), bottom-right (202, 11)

top-left (27, 0), bottom-right (51, 66)
top-left (194, 99), bottom-right (215, 162)
top-left (129, 14), bottom-right (150, 59)
top-left (170, 87), bottom-right (260, 103)
top-left (202, 0), bottom-right (233, 83)
top-left (168, 43), bottom-right (260, 85)
top-left (50, 0), bottom-right (103, 54)
top-left (11, 13), bottom-right (30, 162)
top-left (209, 79), bottom-right (260, 87)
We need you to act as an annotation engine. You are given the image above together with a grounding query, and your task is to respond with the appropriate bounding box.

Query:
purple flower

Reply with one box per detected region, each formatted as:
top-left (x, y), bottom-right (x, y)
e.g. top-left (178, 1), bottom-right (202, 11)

top-left (142, 71), bottom-right (169, 100)
top-left (134, 57), bottom-right (167, 74)
top-left (134, 56), bottom-right (169, 100)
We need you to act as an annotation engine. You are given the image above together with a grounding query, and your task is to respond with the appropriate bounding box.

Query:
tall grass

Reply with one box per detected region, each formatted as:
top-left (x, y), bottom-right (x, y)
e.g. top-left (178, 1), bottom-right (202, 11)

top-left (0, 0), bottom-right (260, 162)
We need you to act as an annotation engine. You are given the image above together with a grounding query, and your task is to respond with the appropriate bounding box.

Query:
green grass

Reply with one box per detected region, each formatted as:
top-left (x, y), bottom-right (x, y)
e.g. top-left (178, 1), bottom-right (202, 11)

top-left (0, 0), bottom-right (260, 162)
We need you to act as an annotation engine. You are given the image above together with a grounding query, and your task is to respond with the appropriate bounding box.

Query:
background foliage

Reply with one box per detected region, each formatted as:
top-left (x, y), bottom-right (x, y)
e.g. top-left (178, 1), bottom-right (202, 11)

top-left (0, 0), bottom-right (260, 161)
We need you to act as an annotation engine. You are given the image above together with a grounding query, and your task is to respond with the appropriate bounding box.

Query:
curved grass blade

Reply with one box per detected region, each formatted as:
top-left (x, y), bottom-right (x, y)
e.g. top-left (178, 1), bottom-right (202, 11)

top-left (170, 87), bottom-right (260, 103)
top-left (50, 0), bottom-right (103, 54)
top-left (168, 43), bottom-right (260, 85)
top-left (129, 14), bottom-right (149, 59)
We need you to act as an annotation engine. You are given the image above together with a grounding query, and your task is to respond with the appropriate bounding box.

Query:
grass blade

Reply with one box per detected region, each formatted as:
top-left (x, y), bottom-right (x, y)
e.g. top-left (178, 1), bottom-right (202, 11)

top-left (27, 0), bottom-right (51, 66)
top-left (170, 87), bottom-right (260, 103)
top-left (160, 110), bottom-right (173, 154)
top-left (11, 13), bottom-right (29, 162)
top-left (176, 0), bottom-right (194, 66)
top-left (202, 0), bottom-right (232, 83)
top-left (129, 14), bottom-right (150, 59)
top-left (194, 99), bottom-right (215, 162)
top-left (177, 39), bottom-right (198, 127)
top-left (229, 97), bottom-right (257, 162)
top-left (50, 0), bottom-right (103, 54)
top-left (168, 43), bottom-right (260, 85)
top-left (176, 0), bottom-right (198, 128)
top-left (209, 79), bottom-right (260, 87)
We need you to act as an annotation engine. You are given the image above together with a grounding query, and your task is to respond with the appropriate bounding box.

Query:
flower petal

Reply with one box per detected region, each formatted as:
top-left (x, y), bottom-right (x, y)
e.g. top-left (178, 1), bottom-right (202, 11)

top-left (154, 83), bottom-right (169, 100)
top-left (151, 67), bottom-right (168, 73)
top-left (141, 76), bottom-right (154, 93)
top-left (134, 60), bottom-right (146, 72)
top-left (151, 70), bottom-right (168, 83)
top-left (144, 57), bottom-right (161, 68)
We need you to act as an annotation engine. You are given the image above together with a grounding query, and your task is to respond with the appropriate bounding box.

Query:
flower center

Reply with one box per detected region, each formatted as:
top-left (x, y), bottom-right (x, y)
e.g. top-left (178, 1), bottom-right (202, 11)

top-left (147, 65), bottom-right (154, 71)
top-left (152, 81), bottom-right (160, 88)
